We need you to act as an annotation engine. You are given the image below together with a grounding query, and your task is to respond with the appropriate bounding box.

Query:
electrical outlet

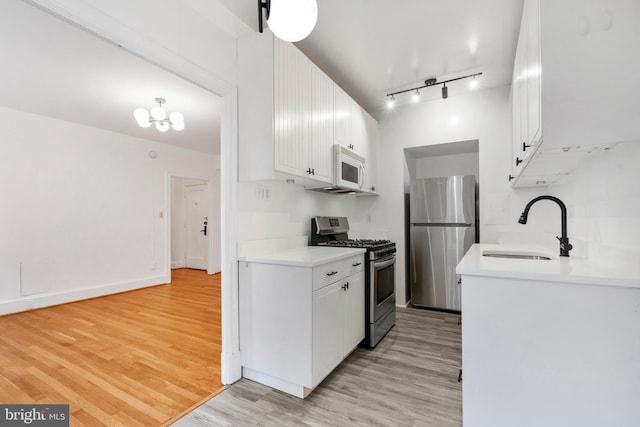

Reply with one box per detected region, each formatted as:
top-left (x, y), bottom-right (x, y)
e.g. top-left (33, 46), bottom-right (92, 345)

top-left (151, 263), bottom-right (157, 270)
top-left (254, 185), bottom-right (271, 201)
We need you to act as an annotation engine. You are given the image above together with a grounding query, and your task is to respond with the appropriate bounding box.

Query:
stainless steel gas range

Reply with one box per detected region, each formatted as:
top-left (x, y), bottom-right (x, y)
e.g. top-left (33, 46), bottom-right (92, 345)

top-left (310, 216), bottom-right (396, 347)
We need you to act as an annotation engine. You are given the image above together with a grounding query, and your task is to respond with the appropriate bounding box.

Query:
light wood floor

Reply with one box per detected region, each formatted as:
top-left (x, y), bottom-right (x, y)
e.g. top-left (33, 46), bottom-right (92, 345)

top-left (0, 268), bottom-right (223, 426)
top-left (173, 307), bottom-right (462, 427)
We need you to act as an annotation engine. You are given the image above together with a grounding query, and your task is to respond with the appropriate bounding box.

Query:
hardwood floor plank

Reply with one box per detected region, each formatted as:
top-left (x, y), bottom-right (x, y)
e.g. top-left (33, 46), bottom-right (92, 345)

top-left (173, 307), bottom-right (462, 427)
top-left (0, 268), bottom-right (223, 425)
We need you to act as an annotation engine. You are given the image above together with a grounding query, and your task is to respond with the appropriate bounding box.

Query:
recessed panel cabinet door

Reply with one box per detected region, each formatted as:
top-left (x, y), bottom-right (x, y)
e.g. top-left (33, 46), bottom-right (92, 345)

top-left (342, 271), bottom-right (365, 355)
top-left (334, 85), bottom-right (352, 148)
top-left (312, 282), bottom-right (343, 386)
top-left (310, 63), bottom-right (334, 183)
top-left (274, 39), bottom-right (311, 177)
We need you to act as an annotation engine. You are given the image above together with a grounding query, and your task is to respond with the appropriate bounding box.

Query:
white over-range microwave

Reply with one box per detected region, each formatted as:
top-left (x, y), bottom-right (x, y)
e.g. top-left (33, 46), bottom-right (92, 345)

top-left (334, 144), bottom-right (365, 191)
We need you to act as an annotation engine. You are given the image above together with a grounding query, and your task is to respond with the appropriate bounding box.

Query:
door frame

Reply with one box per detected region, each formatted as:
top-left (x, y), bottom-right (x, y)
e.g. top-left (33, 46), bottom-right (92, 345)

top-left (30, 0), bottom-right (242, 384)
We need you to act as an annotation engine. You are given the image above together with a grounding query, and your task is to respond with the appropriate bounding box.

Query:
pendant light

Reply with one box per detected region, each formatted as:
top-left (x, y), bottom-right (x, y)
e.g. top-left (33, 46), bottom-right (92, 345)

top-left (134, 98), bottom-right (184, 132)
top-left (258, 0), bottom-right (318, 43)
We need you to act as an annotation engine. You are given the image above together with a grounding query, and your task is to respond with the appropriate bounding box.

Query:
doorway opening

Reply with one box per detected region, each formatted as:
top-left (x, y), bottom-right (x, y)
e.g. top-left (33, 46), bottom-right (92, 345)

top-left (404, 139), bottom-right (480, 309)
top-left (170, 175), bottom-right (221, 277)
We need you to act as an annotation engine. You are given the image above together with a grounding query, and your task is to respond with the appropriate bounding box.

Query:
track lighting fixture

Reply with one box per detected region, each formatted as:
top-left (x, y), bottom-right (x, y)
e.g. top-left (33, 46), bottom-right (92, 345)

top-left (385, 72), bottom-right (482, 107)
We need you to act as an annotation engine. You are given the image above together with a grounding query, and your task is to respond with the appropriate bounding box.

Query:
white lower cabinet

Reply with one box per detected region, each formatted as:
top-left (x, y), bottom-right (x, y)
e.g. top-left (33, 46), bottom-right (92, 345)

top-left (239, 254), bottom-right (365, 398)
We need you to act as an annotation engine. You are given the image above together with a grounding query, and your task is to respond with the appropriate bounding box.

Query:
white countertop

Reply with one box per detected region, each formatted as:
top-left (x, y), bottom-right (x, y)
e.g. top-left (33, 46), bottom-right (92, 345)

top-left (238, 246), bottom-right (366, 268)
top-left (457, 243), bottom-right (640, 289)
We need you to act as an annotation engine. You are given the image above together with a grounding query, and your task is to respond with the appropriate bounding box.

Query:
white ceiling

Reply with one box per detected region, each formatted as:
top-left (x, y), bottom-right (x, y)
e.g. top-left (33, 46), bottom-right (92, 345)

top-left (219, 0), bottom-right (524, 114)
top-left (1, 1), bottom-right (524, 157)
top-left (0, 1), bottom-right (222, 155)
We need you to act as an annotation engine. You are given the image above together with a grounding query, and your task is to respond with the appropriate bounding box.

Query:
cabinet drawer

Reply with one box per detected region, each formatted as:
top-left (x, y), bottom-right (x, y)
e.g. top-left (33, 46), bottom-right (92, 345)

top-left (342, 255), bottom-right (364, 278)
top-left (313, 260), bottom-right (345, 291)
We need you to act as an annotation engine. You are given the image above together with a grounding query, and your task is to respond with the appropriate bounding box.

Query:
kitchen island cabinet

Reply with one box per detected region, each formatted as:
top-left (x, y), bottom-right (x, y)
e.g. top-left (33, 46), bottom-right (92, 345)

top-left (457, 244), bottom-right (640, 427)
top-left (238, 246), bottom-right (365, 398)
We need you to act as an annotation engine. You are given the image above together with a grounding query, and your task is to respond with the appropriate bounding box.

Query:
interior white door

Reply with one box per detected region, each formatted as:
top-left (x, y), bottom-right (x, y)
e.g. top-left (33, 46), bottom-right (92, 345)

top-left (185, 183), bottom-right (208, 270)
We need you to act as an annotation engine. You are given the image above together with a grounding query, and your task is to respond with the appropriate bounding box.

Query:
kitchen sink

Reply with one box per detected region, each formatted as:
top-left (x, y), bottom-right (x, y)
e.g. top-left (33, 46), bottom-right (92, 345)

top-left (482, 249), bottom-right (552, 260)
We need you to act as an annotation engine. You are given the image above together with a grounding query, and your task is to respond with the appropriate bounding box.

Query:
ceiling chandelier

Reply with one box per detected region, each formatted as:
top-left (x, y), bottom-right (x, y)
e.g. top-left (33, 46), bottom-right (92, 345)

top-left (258, 0), bottom-right (318, 42)
top-left (386, 72), bottom-right (483, 108)
top-left (134, 98), bottom-right (184, 132)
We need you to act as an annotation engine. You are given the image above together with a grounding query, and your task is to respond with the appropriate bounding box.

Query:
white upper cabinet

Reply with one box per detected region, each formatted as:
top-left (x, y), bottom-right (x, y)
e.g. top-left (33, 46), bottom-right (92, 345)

top-left (273, 39), bottom-right (312, 179)
top-left (361, 112), bottom-right (379, 193)
top-left (238, 30), bottom-right (379, 192)
top-left (309, 62), bottom-right (335, 184)
top-left (334, 85), bottom-right (352, 149)
top-left (511, 0), bottom-right (640, 187)
top-left (238, 31), bottom-right (332, 185)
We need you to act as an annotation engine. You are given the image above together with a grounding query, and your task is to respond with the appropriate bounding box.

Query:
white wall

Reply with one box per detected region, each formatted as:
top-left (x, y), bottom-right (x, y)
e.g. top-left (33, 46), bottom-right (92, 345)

top-left (236, 181), bottom-right (379, 255)
top-left (414, 152), bottom-right (479, 180)
top-left (0, 105), bottom-right (218, 314)
top-left (374, 86), bottom-right (541, 305)
top-left (526, 140), bottom-right (640, 267)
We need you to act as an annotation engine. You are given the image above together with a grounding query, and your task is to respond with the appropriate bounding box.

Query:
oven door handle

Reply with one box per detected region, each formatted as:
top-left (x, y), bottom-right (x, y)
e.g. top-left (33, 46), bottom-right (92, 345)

top-left (373, 257), bottom-right (395, 269)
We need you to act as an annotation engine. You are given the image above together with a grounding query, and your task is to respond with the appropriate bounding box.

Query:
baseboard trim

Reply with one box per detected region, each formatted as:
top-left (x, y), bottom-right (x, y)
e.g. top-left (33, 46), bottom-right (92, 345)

top-left (171, 261), bottom-right (186, 269)
top-left (0, 275), bottom-right (168, 316)
top-left (242, 367), bottom-right (308, 398)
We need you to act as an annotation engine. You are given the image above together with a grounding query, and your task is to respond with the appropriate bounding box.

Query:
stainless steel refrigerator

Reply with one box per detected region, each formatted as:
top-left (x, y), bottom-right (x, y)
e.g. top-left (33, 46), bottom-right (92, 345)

top-left (409, 175), bottom-right (476, 311)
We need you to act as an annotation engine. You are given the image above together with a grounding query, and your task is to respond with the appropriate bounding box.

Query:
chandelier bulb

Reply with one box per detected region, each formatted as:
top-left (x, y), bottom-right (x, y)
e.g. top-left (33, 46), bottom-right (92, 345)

top-left (170, 111), bottom-right (184, 125)
top-left (151, 106), bottom-right (166, 121)
top-left (155, 121), bottom-right (170, 132)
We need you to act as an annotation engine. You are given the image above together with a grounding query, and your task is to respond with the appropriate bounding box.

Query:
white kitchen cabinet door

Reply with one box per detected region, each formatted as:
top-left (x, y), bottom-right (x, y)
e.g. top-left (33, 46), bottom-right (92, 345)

top-left (334, 84), bottom-right (352, 148)
top-left (525, 0), bottom-right (541, 148)
top-left (342, 271), bottom-right (364, 356)
top-left (312, 281), bottom-right (343, 386)
top-left (274, 39), bottom-right (312, 178)
top-left (515, 6), bottom-right (530, 174)
top-left (310, 63), bottom-right (334, 184)
top-left (350, 100), bottom-right (366, 154)
top-left (361, 112), bottom-right (379, 193)
top-left (541, 0), bottom-right (640, 150)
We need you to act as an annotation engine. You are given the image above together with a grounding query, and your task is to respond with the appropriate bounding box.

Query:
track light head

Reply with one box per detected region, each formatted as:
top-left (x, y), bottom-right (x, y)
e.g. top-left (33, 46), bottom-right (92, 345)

top-left (386, 95), bottom-right (396, 109)
top-left (411, 89), bottom-right (420, 103)
top-left (442, 84), bottom-right (448, 99)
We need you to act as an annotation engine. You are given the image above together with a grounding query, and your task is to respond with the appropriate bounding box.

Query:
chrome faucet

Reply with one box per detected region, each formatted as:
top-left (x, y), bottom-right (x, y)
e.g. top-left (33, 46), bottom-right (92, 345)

top-left (518, 195), bottom-right (573, 257)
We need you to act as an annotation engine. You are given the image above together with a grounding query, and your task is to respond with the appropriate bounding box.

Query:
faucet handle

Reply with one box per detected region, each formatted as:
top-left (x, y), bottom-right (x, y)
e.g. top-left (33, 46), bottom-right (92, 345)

top-left (556, 236), bottom-right (574, 254)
